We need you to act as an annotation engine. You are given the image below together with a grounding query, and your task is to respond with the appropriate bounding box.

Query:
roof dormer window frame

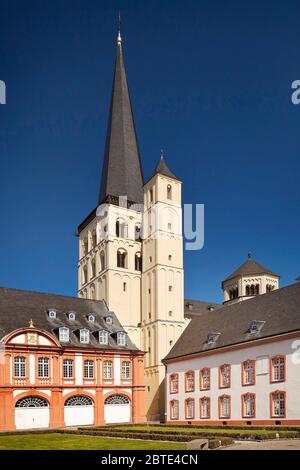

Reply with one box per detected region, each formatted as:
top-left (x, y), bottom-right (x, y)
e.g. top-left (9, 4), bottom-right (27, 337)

top-left (47, 309), bottom-right (57, 319)
top-left (59, 326), bottom-right (70, 343)
top-left (67, 311), bottom-right (76, 321)
top-left (249, 320), bottom-right (265, 334)
top-left (105, 315), bottom-right (113, 326)
top-left (117, 331), bottom-right (127, 346)
top-left (207, 332), bottom-right (221, 345)
top-left (88, 314), bottom-right (95, 323)
top-left (80, 328), bottom-right (90, 344)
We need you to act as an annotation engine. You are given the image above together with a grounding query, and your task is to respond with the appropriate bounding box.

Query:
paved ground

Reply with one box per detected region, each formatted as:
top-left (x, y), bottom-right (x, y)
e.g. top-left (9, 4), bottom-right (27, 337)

top-left (221, 439), bottom-right (300, 450)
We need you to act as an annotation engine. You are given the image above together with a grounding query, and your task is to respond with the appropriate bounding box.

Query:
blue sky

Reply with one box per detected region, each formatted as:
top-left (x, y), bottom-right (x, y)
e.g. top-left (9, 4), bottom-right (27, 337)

top-left (0, 0), bottom-right (299, 303)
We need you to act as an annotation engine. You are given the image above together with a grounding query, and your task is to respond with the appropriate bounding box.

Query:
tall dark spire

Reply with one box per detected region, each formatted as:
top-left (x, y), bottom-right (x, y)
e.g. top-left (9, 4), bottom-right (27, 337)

top-left (98, 27), bottom-right (144, 205)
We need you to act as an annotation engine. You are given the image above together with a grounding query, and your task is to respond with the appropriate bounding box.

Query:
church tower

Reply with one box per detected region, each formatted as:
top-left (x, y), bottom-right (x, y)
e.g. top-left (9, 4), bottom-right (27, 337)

top-left (77, 28), bottom-right (144, 348)
top-left (77, 29), bottom-right (186, 420)
top-left (142, 155), bottom-right (185, 420)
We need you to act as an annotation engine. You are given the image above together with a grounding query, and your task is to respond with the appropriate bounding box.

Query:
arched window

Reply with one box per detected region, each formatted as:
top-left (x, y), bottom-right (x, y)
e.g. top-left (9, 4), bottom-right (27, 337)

top-left (135, 223), bottom-right (141, 241)
top-left (16, 397), bottom-right (49, 408)
top-left (135, 252), bottom-right (142, 271)
top-left (91, 259), bottom-right (96, 278)
top-left (117, 249), bottom-right (127, 268)
top-left (83, 265), bottom-right (88, 284)
top-left (170, 399), bottom-right (179, 420)
top-left (255, 284), bottom-right (259, 295)
top-left (100, 251), bottom-right (105, 271)
top-left (167, 184), bottom-right (172, 200)
top-left (185, 398), bottom-right (195, 419)
top-left (65, 395), bottom-right (93, 406)
top-left (250, 284), bottom-right (255, 296)
top-left (116, 219), bottom-right (127, 238)
top-left (104, 394), bottom-right (130, 405)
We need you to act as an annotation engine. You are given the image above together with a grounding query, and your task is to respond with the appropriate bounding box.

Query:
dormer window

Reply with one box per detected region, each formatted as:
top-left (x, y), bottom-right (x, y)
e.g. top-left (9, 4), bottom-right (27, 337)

top-left (105, 315), bottom-right (113, 326)
top-left (88, 314), bottom-right (95, 323)
top-left (249, 320), bottom-right (265, 334)
top-left (117, 331), bottom-right (127, 346)
top-left (80, 328), bottom-right (90, 344)
top-left (67, 311), bottom-right (76, 321)
top-left (98, 330), bottom-right (108, 345)
top-left (59, 327), bottom-right (69, 342)
top-left (207, 332), bottom-right (221, 345)
top-left (48, 309), bottom-right (57, 319)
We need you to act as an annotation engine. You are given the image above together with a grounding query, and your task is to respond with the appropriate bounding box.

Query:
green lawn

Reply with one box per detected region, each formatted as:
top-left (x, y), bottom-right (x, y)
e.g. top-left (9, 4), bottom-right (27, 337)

top-left (0, 433), bottom-right (186, 450)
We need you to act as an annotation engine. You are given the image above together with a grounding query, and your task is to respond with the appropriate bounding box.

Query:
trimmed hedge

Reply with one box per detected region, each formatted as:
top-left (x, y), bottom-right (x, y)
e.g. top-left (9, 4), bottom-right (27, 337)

top-left (78, 426), bottom-right (299, 441)
top-left (98, 423), bottom-right (300, 432)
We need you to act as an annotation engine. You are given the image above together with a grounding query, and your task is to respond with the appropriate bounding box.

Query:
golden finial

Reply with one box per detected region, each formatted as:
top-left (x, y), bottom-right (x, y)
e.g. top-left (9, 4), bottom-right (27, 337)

top-left (117, 11), bottom-right (122, 45)
top-left (29, 319), bottom-right (34, 328)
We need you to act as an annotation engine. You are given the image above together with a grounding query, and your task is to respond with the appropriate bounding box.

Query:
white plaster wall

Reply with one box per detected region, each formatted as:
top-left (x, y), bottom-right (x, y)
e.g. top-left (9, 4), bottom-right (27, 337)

top-left (75, 354), bottom-right (83, 385)
top-left (166, 336), bottom-right (300, 421)
top-left (114, 356), bottom-right (121, 385)
top-left (29, 354), bottom-right (35, 385)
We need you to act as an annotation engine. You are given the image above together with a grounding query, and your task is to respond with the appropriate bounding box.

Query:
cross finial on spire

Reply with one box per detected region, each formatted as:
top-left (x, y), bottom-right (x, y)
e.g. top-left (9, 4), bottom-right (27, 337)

top-left (117, 11), bottom-right (122, 45)
top-left (160, 149), bottom-right (164, 160)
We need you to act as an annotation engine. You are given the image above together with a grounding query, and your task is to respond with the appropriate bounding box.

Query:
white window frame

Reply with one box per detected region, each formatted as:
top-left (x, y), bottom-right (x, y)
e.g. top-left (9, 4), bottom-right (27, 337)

top-left (84, 360), bottom-right (94, 379)
top-left (14, 356), bottom-right (26, 378)
top-left (48, 310), bottom-right (56, 319)
top-left (105, 316), bottom-right (113, 325)
top-left (88, 314), bottom-right (95, 323)
top-left (117, 332), bottom-right (126, 346)
top-left (63, 359), bottom-right (73, 378)
top-left (103, 360), bottom-right (113, 379)
top-left (99, 330), bottom-right (108, 345)
top-left (68, 312), bottom-right (76, 320)
top-left (59, 327), bottom-right (70, 343)
top-left (80, 328), bottom-right (90, 344)
top-left (122, 361), bottom-right (131, 380)
top-left (38, 357), bottom-right (49, 378)
top-left (170, 400), bottom-right (179, 420)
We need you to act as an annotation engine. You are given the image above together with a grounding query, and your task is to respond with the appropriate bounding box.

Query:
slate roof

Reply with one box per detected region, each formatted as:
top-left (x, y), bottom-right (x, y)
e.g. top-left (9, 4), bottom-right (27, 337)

top-left (184, 298), bottom-right (221, 319)
top-left (98, 40), bottom-right (144, 206)
top-left (153, 156), bottom-right (180, 181)
top-left (222, 258), bottom-right (279, 286)
top-left (0, 287), bottom-right (138, 351)
top-left (164, 282), bottom-right (300, 362)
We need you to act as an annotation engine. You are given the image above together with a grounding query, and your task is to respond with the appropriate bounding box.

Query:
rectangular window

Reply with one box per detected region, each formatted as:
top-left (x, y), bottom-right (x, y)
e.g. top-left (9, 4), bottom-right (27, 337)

top-left (242, 360), bottom-right (255, 385)
top-left (170, 374), bottom-right (179, 393)
top-left (271, 392), bottom-right (285, 417)
top-left (271, 356), bottom-right (285, 382)
top-left (219, 396), bottom-right (230, 418)
top-left (170, 400), bottom-right (179, 420)
top-left (103, 360), bottom-right (113, 379)
top-left (80, 329), bottom-right (90, 344)
top-left (200, 368), bottom-right (210, 390)
top-left (242, 394), bottom-right (255, 418)
top-left (38, 357), bottom-right (49, 378)
top-left (185, 371), bottom-right (195, 392)
top-left (219, 364), bottom-right (231, 388)
top-left (200, 397), bottom-right (210, 419)
top-left (14, 356), bottom-right (26, 378)
top-left (122, 361), bottom-right (131, 380)
top-left (63, 359), bottom-right (73, 378)
top-left (185, 399), bottom-right (195, 419)
top-left (84, 360), bottom-right (94, 379)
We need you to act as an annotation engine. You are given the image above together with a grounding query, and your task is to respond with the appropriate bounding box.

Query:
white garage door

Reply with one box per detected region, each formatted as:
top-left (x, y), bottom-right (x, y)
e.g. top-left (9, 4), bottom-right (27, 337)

top-left (15, 396), bottom-right (50, 430)
top-left (64, 395), bottom-right (94, 427)
top-left (104, 395), bottom-right (131, 424)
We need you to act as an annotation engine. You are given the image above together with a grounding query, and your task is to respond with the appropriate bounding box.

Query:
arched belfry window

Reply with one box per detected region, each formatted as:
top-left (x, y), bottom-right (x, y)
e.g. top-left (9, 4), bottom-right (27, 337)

top-left (100, 251), bottom-right (105, 271)
top-left (117, 249), bottom-right (127, 268)
top-left (167, 184), bottom-right (172, 200)
top-left (116, 219), bottom-right (127, 238)
top-left (135, 223), bottom-right (141, 241)
top-left (135, 252), bottom-right (142, 271)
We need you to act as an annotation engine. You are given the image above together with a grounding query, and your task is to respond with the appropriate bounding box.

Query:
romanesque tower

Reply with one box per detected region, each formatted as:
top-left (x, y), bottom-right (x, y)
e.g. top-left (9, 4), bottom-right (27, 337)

top-left (77, 30), bottom-right (186, 420)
